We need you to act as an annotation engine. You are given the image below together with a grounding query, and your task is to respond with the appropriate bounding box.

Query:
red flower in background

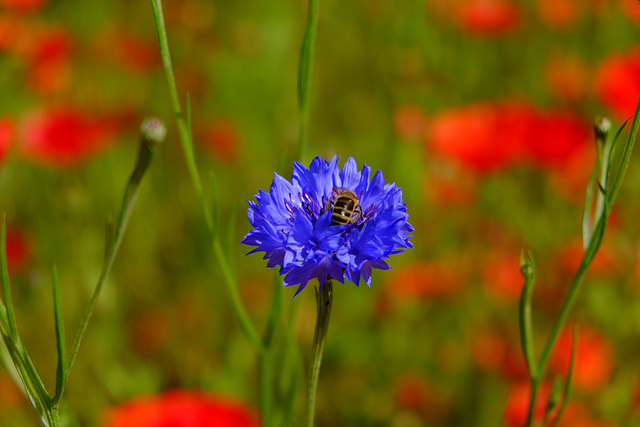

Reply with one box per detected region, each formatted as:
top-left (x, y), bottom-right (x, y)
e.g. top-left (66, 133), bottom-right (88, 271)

top-left (25, 26), bottom-right (73, 95)
top-left (427, 102), bottom-right (528, 173)
top-left (200, 119), bottom-right (242, 163)
top-left (595, 48), bottom-right (640, 121)
top-left (3, 227), bottom-right (30, 274)
top-left (557, 240), bottom-right (620, 277)
top-left (102, 390), bottom-right (260, 427)
top-left (383, 260), bottom-right (466, 302)
top-left (93, 27), bottom-right (159, 73)
top-left (17, 107), bottom-right (120, 167)
top-left (482, 250), bottom-right (524, 303)
top-left (0, 14), bottom-right (25, 51)
top-left (550, 326), bottom-right (614, 393)
top-left (0, 0), bottom-right (48, 13)
top-left (1, 22), bottom-right (73, 95)
top-left (536, 0), bottom-right (581, 29)
top-left (0, 118), bottom-right (12, 164)
top-left (427, 101), bottom-right (591, 174)
top-left (619, 0), bottom-right (640, 24)
top-left (532, 110), bottom-right (591, 169)
top-left (456, 0), bottom-right (521, 36)
top-left (471, 331), bottom-right (529, 380)
top-left (504, 381), bottom-right (550, 427)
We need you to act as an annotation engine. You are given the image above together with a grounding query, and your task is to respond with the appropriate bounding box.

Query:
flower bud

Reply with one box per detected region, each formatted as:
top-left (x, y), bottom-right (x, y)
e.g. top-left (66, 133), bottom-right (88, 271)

top-left (140, 117), bottom-right (166, 147)
top-left (594, 117), bottom-right (611, 142)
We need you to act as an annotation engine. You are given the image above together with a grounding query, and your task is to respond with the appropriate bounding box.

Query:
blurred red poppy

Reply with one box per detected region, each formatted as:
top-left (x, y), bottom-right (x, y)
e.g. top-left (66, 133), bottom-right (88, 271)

top-left (200, 119), bottom-right (242, 163)
top-left (0, 14), bottom-right (25, 51)
top-left (536, 0), bottom-right (581, 29)
top-left (383, 260), bottom-right (466, 301)
top-left (548, 143), bottom-right (596, 203)
top-left (428, 103), bottom-right (515, 173)
top-left (0, 0), bottom-right (48, 13)
top-left (482, 250), bottom-right (524, 303)
top-left (595, 48), bottom-right (640, 121)
top-left (102, 390), bottom-right (260, 427)
top-left (532, 110), bottom-right (591, 169)
top-left (456, 0), bottom-right (521, 36)
top-left (557, 240), bottom-right (620, 277)
top-left (3, 227), bottom-right (30, 274)
top-left (427, 101), bottom-right (591, 174)
top-left (26, 26), bottom-right (73, 95)
top-left (471, 331), bottom-right (529, 380)
top-left (93, 27), bottom-right (159, 73)
top-left (394, 373), bottom-right (430, 411)
top-left (503, 381), bottom-right (550, 427)
top-left (550, 326), bottom-right (614, 393)
top-left (17, 107), bottom-right (120, 167)
top-left (427, 101), bottom-right (535, 173)
top-left (0, 118), bottom-right (12, 164)
top-left (619, 0), bottom-right (640, 24)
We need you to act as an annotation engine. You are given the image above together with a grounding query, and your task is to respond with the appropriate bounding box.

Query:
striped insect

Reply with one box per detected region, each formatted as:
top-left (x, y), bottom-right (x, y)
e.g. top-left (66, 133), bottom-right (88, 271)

top-left (325, 187), bottom-right (364, 226)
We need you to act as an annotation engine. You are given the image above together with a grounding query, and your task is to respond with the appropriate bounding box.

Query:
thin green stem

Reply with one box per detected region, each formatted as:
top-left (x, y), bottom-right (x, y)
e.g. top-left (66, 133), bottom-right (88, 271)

top-left (550, 324), bottom-right (578, 427)
top-left (150, 0), bottom-right (262, 351)
top-left (297, 0), bottom-right (320, 163)
top-left (66, 123), bottom-right (161, 387)
top-left (305, 279), bottom-right (333, 427)
top-left (150, 0), bottom-right (214, 233)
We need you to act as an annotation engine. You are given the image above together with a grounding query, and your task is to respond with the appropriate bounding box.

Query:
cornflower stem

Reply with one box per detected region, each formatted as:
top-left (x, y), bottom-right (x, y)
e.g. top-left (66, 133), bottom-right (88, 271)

top-left (297, 0), bottom-right (320, 163)
top-left (65, 121), bottom-right (161, 388)
top-left (150, 0), bottom-right (263, 351)
top-left (305, 279), bottom-right (333, 427)
top-left (1, 118), bottom-right (161, 427)
top-left (522, 97), bottom-right (640, 426)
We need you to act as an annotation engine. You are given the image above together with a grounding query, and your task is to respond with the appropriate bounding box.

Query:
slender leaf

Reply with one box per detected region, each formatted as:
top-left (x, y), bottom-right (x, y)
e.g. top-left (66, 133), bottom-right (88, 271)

top-left (0, 215), bottom-right (18, 340)
top-left (609, 95), bottom-right (640, 205)
top-left (519, 250), bottom-right (538, 379)
top-left (52, 264), bottom-right (67, 403)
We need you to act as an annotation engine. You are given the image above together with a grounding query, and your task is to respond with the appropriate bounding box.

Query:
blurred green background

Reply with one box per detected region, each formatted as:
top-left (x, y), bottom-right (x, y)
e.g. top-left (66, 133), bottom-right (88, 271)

top-left (1, 0), bottom-right (640, 426)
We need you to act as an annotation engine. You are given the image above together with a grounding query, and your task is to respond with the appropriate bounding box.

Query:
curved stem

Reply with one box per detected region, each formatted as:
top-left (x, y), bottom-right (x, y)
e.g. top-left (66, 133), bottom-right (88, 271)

top-left (305, 279), bottom-right (333, 427)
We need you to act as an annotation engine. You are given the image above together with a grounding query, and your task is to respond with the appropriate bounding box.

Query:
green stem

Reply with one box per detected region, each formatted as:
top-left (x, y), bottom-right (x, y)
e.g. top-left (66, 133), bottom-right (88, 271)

top-left (150, 0), bottom-right (263, 352)
top-left (297, 0), bottom-right (320, 163)
top-left (305, 279), bottom-right (333, 427)
top-left (65, 122), bottom-right (161, 387)
top-left (150, 0), bottom-right (214, 233)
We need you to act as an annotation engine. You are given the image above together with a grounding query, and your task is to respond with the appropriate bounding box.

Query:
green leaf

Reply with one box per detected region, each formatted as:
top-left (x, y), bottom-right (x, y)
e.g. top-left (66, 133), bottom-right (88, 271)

top-left (52, 264), bottom-right (67, 403)
top-left (609, 95), bottom-right (640, 205)
top-left (519, 250), bottom-right (538, 379)
top-left (0, 215), bottom-right (18, 341)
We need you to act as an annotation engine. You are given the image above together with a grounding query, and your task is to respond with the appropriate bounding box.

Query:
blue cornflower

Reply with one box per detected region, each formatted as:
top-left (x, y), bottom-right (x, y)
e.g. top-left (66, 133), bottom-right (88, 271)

top-left (241, 156), bottom-right (414, 295)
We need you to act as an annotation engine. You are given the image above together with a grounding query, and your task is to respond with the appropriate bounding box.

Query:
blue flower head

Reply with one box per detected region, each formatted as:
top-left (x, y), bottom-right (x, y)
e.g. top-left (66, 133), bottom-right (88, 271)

top-left (241, 156), bottom-right (414, 295)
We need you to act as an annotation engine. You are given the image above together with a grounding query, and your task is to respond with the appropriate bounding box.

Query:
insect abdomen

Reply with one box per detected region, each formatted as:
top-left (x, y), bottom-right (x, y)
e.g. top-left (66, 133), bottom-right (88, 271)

top-left (331, 196), bottom-right (356, 225)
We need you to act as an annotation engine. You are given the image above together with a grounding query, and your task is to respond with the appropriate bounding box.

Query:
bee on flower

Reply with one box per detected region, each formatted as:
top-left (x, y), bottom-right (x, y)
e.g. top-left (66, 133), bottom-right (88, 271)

top-left (241, 156), bottom-right (414, 295)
